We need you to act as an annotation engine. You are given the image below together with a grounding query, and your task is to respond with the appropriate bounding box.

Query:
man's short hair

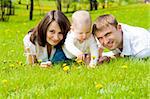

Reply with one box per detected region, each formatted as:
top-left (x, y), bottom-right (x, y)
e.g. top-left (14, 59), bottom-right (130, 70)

top-left (93, 14), bottom-right (118, 34)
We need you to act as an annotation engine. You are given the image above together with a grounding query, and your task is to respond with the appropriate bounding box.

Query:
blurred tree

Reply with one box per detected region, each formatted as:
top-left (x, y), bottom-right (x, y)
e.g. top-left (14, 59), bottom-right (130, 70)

top-left (18, 0), bottom-right (21, 4)
top-left (90, 0), bottom-right (98, 10)
top-left (56, 0), bottom-right (61, 11)
top-left (102, 0), bottom-right (108, 9)
top-left (30, 0), bottom-right (33, 20)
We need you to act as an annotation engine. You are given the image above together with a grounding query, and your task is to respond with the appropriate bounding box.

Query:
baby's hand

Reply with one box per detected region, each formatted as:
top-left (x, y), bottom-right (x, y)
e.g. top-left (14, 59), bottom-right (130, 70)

top-left (40, 61), bottom-right (52, 68)
top-left (77, 53), bottom-right (85, 61)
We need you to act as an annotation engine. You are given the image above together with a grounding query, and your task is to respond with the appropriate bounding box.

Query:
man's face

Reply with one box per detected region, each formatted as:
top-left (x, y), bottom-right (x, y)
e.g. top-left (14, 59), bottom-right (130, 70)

top-left (95, 25), bottom-right (123, 50)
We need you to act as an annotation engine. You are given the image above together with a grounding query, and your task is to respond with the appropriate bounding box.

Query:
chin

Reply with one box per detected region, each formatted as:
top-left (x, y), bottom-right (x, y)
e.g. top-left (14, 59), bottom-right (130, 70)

top-left (48, 41), bottom-right (58, 46)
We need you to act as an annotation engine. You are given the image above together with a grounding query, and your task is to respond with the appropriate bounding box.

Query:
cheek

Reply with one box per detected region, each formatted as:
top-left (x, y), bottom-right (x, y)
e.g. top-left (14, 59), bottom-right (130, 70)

top-left (76, 34), bottom-right (81, 38)
top-left (59, 35), bottom-right (63, 40)
top-left (47, 33), bottom-right (52, 39)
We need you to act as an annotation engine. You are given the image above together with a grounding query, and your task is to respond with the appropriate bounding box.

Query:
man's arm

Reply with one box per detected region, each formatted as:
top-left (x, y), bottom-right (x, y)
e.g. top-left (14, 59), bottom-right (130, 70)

top-left (135, 48), bottom-right (150, 58)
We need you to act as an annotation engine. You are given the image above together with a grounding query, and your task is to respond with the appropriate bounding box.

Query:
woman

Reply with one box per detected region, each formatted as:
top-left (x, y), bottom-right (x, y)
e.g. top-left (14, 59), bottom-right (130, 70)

top-left (23, 10), bottom-right (71, 67)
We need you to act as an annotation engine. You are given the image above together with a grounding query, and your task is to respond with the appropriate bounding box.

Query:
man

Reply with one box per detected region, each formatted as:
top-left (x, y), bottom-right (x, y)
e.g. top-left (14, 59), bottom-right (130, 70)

top-left (93, 14), bottom-right (150, 62)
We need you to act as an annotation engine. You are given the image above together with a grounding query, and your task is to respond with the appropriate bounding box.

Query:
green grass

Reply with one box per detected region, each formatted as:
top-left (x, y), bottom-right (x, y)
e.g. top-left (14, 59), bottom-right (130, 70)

top-left (0, 2), bottom-right (150, 98)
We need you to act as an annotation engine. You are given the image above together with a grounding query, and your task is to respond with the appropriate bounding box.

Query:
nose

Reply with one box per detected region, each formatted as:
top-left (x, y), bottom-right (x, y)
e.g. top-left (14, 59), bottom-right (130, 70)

top-left (102, 37), bottom-right (109, 46)
top-left (82, 33), bottom-right (87, 40)
top-left (53, 34), bottom-right (59, 40)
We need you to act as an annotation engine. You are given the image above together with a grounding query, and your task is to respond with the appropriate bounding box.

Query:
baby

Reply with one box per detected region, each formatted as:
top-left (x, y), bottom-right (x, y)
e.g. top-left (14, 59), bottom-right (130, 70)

top-left (63, 10), bottom-right (101, 67)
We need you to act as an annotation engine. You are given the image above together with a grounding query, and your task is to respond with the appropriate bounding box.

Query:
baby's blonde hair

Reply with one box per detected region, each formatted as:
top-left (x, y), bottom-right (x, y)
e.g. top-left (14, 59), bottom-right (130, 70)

top-left (72, 10), bottom-right (92, 28)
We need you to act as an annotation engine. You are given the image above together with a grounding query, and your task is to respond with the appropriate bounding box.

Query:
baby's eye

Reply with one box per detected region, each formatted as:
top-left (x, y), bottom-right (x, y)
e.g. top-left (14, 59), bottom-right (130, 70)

top-left (79, 32), bottom-right (83, 34)
top-left (86, 31), bottom-right (90, 34)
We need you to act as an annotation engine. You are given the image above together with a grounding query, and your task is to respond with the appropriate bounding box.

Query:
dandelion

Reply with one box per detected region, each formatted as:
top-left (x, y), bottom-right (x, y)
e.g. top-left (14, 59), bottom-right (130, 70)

top-left (95, 83), bottom-right (103, 89)
top-left (76, 59), bottom-right (84, 64)
top-left (62, 63), bottom-right (67, 67)
top-left (19, 61), bottom-right (22, 65)
top-left (63, 66), bottom-right (69, 72)
top-left (121, 65), bottom-right (128, 69)
top-left (16, 61), bottom-right (22, 65)
top-left (92, 56), bottom-right (96, 60)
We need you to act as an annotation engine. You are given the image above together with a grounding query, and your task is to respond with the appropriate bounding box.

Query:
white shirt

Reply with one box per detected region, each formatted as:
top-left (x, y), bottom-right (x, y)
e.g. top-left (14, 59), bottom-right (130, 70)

top-left (63, 31), bottom-right (99, 66)
top-left (23, 33), bottom-right (56, 62)
top-left (111, 23), bottom-right (150, 58)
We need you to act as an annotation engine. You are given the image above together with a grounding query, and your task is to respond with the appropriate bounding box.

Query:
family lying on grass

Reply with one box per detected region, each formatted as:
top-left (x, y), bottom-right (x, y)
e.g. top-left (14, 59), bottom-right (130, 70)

top-left (23, 10), bottom-right (150, 68)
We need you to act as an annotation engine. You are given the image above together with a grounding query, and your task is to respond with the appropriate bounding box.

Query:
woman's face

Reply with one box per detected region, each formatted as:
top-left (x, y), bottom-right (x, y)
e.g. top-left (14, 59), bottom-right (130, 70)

top-left (46, 21), bottom-right (63, 46)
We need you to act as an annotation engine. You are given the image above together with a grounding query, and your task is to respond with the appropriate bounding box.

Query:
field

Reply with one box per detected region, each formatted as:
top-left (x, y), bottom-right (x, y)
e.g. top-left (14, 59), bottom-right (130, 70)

top-left (0, 1), bottom-right (150, 98)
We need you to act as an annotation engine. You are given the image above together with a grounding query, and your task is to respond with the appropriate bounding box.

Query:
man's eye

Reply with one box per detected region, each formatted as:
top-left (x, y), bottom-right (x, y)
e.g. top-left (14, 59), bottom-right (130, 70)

top-left (105, 32), bottom-right (111, 37)
top-left (98, 37), bottom-right (102, 41)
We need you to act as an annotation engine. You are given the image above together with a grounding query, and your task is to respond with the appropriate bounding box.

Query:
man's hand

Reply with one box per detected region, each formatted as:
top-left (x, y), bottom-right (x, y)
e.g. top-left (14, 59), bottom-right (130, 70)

top-left (98, 56), bottom-right (111, 64)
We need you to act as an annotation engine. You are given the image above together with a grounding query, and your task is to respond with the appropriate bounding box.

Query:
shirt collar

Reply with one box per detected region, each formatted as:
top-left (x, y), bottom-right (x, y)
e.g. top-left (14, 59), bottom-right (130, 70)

top-left (119, 23), bottom-right (132, 56)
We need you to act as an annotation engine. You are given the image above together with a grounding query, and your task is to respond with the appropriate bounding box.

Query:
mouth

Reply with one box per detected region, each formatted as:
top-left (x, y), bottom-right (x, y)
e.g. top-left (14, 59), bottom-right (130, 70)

top-left (52, 40), bottom-right (59, 44)
top-left (48, 39), bottom-right (59, 45)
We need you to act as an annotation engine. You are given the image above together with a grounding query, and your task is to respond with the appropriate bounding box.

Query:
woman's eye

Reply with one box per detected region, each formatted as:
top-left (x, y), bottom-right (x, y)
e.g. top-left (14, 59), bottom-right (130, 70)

top-left (48, 30), bottom-right (55, 34)
top-left (49, 30), bottom-right (54, 33)
top-left (58, 32), bottom-right (63, 34)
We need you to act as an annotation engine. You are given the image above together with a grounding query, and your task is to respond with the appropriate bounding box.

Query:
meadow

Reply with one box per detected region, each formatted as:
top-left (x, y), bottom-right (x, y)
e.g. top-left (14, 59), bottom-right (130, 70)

top-left (0, 1), bottom-right (150, 98)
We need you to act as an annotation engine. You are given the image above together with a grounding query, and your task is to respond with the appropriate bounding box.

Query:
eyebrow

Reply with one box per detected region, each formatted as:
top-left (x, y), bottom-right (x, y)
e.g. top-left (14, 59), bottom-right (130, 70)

top-left (104, 32), bottom-right (111, 36)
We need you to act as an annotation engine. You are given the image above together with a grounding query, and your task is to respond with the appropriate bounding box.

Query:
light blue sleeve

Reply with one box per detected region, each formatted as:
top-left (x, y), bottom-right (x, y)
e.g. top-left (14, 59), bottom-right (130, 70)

top-left (135, 48), bottom-right (150, 58)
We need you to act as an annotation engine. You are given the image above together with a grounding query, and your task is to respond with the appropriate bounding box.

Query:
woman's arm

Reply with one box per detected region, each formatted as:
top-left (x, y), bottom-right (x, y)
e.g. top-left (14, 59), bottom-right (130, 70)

top-left (24, 47), bottom-right (37, 64)
top-left (23, 33), bottom-right (37, 64)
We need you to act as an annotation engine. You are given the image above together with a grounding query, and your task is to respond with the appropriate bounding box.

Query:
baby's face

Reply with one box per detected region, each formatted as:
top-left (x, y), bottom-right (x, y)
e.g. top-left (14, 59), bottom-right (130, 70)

top-left (73, 24), bottom-right (91, 43)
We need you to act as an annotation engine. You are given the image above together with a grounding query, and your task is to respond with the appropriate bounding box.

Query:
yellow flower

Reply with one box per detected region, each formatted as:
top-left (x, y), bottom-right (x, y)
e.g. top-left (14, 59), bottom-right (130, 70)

top-left (92, 56), bottom-right (96, 60)
top-left (2, 79), bottom-right (8, 84)
top-left (121, 65), bottom-right (128, 69)
top-left (62, 63), bottom-right (67, 67)
top-left (95, 83), bottom-right (103, 89)
top-left (75, 59), bottom-right (84, 64)
top-left (63, 66), bottom-right (69, 72)
top-left (19, 61), bottom-right (22, 65)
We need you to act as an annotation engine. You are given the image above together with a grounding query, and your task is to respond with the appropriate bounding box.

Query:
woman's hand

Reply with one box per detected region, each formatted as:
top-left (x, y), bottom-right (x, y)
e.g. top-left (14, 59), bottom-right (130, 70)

top-left (40, 61), bottom-right (52, 68)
